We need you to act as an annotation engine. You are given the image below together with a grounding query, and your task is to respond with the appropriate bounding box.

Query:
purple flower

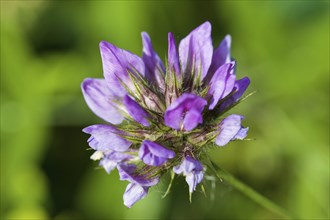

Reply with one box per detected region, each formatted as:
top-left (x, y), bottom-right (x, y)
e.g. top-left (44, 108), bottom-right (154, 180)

top-left (99, 151), bottom-right (134, 174)
top-left (164, 93), bottom-right (207, 131)
top-left (117, 163), bottom-right (159, 186)
top-left (173, 156), bottom-right (204, 193)
top-left (117, 163), bottom-right (160, 208)
top-left (83, 124), bottom-right (131, 152)
top-left (216, 114), bottom-right (249, 147)
top-left (139, 140), bottom-right (175, 166)
top-left (82, 21), bottom-right (251, 207)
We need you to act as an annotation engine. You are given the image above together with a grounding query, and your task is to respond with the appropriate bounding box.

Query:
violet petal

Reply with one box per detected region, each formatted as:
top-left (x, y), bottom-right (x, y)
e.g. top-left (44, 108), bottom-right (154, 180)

top-left (139, 140), bottom-right (175, 166)
top-left (206, 34), bottom-right (232, 80)
top-left (182, 109), bottom-right (203, 131)
top-left (100, 41), bottom-right (145, 97)
top-left (142, 32), bottom-right (165, 90)
top-left (173, 156), bottom-right (203, 175)
top-left (215, 114), bottom-right (248, 146)
top-left (81, 78), bottom-right (124, 124)
top-left (83, 124), bottom-right (131, 152)
top-left (123, 183), bottom-right (149, 208)
top-left (208, 62), bottom-right (236, 110)
top-left (234, 127), bottom-right (249, 140)
top-left (173, 156), bottom-right (204, 192)
top-left (220, 77), bottom-right (250, 111)
top-left (186, 170), bottom-right (204, 193)
top-left (168, 32), bottom-right (180, 75)
top-left (123, 95), bottom-right (150, 126)
top-left (100, 151), bottom-right (133, 174)
top-left (179, 21), bottom-right (213, 80)
top-left (117, 163), bottom-right (159, 186)
top-left (164, 93), bottom-right (207, 131)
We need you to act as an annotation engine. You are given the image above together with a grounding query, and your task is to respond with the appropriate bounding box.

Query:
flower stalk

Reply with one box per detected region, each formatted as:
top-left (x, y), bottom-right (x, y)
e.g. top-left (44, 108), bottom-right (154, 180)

top-left (208, 160), bottom-right (293, 219)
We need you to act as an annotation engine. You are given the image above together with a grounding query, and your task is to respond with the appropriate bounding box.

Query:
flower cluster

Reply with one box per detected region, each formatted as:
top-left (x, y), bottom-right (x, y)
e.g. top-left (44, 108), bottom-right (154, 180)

top-left (82, 21), bottom-right (250, 208)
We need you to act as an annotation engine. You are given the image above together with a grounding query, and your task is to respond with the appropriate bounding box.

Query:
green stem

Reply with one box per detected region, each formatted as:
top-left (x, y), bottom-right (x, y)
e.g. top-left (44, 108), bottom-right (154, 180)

top-left (210, 161), bottom-right (293, 219)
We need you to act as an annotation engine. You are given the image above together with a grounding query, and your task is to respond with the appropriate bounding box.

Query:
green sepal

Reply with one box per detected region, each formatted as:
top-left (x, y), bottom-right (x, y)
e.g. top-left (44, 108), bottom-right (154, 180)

top-left (161, 170), bottom-right (175, 199)
top-left (200, 184), bottom-right (207, 197)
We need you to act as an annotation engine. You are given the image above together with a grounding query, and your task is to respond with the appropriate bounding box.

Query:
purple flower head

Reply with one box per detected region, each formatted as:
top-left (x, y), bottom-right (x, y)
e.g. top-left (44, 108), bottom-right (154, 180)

top-left (139, 140), bottom-right (175, 166)
top-left (173, 156), bottom-right (204, 193)
top-left (82, 21), bottom-right (251, 207)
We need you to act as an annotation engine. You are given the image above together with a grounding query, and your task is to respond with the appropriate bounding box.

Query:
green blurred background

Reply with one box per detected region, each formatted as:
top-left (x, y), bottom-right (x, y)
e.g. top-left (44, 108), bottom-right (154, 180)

top-left (1, 1), bottom-right (329, 219)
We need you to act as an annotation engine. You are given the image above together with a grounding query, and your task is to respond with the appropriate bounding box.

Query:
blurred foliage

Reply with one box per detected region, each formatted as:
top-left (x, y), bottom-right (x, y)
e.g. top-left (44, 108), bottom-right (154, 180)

top-left (1, 1), bottom-right (329, 219)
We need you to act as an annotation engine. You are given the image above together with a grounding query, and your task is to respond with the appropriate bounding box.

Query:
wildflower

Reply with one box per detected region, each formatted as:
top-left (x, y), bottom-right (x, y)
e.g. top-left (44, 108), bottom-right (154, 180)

top-left (82, 21), bottom-right (250, 208)
top-left (173, 156), bottom-right (204, 194)
top-left (164, 93), bottom-right (207, 131)
top-left (139, 140), bottom-right (175, 166)
top-left (216, 114), bottom-right (249, 147)
top-left (117, 163), bottom-right (159, 208)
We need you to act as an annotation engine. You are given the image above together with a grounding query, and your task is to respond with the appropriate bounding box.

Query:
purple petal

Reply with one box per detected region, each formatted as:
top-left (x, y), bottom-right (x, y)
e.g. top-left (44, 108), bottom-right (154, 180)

top-left (118, 163), bottom-right (137, 180)
top-left (220, 77), bottom-right (250, 111)
top-left (100, 41), bottom-right (145, 97)
top-left (206, 35), bottom-right (232, 81)
top-left (186, 170), bottom-right (204, 193)
top-left (208, 62), bottom-right (236, 110)
top-left (99, 158), bottom-right (117, 174)
top-left (81, 78), bottom-right (124, 124)
top-left (173, 156), bottom-right (203, 175)
top-left (234, 127), bottom-right (249, 140)
top-left (215, 114), bottom-right (248, 146)
top-left (123, 95), bottom-right (150, 126)
top-left (164, 93), bottom-right (207, 131)
top-left (179, 21), bottom-right (213, 80)
top-left (100, 151), bottom-right (133, 173)
top-left (182, 109), bottom-right (203, 131)
top-left (123, 183), bottom-right (148, 208)
top-left (142, 32), bottom-right (165, 90)
top-left (233, 77), bottom-right (250, 100)
top-left (173, 156), bottom-right (204, 192)
top-left (168, 32), bottom-right (180, 75)
top-left (83, 124), bottom-right (131, 152)
top-left (139, 140), bottom-right (175, 166)
top-left (117, 163), bottom-right (159, 186)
